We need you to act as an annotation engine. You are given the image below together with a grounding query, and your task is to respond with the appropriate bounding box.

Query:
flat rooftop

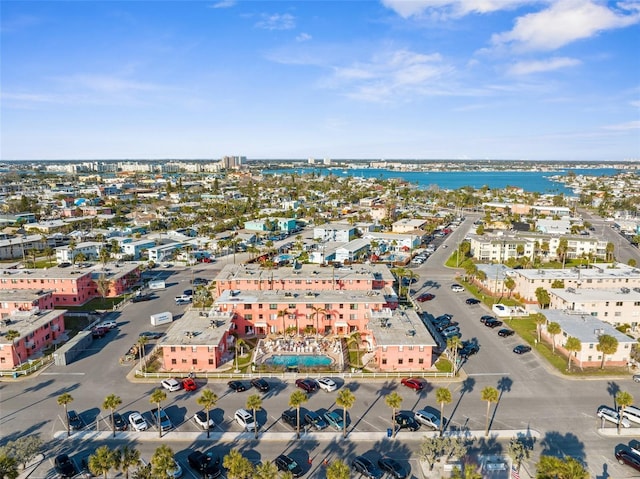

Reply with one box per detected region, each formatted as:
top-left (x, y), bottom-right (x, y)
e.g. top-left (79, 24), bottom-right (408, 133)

top-left (517, 264), bottom-right (640, 281)
top-left (367, 308), bottom-right (437, 347)
top-left (214, 288), bottom-right (390, 305)
top-left (158, 309), bottom-right (234, 347)
top-left (552, 287), bottom-right (640, 303)
top-left (0, 289), bottom-right (54, 302)
top-left (0, 309), bottom-right (66, 343)
top-left (541, 309), bottom-right (634, 344)
top-left (0, 262), bottom-right (139, 281)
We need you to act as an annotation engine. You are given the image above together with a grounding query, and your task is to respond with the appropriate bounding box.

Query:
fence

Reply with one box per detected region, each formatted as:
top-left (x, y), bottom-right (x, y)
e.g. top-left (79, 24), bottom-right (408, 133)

top-left (136, 370), bottom-right (455, 380)
top-left (0, 355), bottom-right (53, 378)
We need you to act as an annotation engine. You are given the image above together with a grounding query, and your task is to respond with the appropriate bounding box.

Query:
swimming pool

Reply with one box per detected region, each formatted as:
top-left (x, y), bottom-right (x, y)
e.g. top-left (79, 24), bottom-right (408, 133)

top-left (263, 354), bottom-right (334, 368)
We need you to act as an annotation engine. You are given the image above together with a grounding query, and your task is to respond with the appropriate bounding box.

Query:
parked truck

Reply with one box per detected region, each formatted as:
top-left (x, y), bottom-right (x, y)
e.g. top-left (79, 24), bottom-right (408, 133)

top-left (150, 311), bottom-right (173, 326)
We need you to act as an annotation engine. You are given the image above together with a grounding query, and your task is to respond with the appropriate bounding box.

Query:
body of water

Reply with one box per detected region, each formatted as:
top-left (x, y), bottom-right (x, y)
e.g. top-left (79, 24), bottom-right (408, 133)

top-left (265, 167), bottom-right (621, 194)
top-left (263, 354), bottom-right (334, 367)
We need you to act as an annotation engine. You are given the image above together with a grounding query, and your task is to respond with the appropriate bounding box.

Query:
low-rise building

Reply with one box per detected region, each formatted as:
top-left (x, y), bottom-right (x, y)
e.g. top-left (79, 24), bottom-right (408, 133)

top-left (56, 241), bottom-right (104, 263)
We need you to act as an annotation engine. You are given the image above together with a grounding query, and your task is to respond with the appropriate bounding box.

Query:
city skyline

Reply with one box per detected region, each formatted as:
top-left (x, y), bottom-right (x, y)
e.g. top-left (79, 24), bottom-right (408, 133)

top-left (1, 0), bottom-right (639, 162)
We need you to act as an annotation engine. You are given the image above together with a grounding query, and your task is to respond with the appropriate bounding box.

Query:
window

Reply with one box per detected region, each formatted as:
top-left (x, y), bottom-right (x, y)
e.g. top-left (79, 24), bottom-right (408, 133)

top-left (382, 358), bottom-right (387, 365)
top-left (182, 359), bottom-right (187, 364)
top-left (339, 304), bottom-right (344, 309)
top-left (269, 304), bottom-right (277, 310)
top-left (616, 301), bottom-right (623, 307)
top-left (192, 359), bottom-right (197, 365)
top-left (245, 314), bottom-right (252, 321)
top-left (170, 347), bottom-right (176, 352)
top-left (325, 304), bottom-right (331, 309)
top-left (243, 304), bottom-right (252, 310)
top-left (208, 359), bottom-right (214, 365)
top-left (398, 359), bottom-right (403, 364)
top-left (408, 358), bottom-right (414, 363)
top-left (192, 346), bottom-right (197, 352)
top-left (418, 358), bottom-right (424, 364)
top-left (350, 304), bottom-right (358, 310)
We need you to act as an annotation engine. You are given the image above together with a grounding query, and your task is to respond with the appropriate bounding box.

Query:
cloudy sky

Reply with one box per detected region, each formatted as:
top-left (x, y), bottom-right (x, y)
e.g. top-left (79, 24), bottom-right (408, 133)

top-left (1, 0), bottom-right (639, 161)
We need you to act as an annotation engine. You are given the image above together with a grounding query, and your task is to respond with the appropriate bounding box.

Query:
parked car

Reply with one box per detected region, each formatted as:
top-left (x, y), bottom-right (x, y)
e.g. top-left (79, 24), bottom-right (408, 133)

top-left (192, 277), bottom-right (209, 285)
top-left (400, 377), bottom-right (424, 391)
top-left (67, 410), bottom-right (84, 430)
top-left (234, 408), bottom-right (256, 431)
top-left (498, 329), bottom-right (515, 337)
top-left (152, 408), bottom-right (173, 431)
top-left (484, 318), bottom-right (503, 329)
top-left (161, 378), bottom-right (182, 392)
top-left (187, 450), bottom-right (223, 478)
top-left (513, 345), bottom-right (532, 355)
top-left (615, 450), bottom-right (640, 471)
top-left (443, 329), bottom-right (462, 340)
top-left (436, 321), bottom-right (459, 332)
top-left (459, 340), bottom-right (479, 358)
top-left (480, 315), bottom-right (496, 323)
top-left (111, 412), bottom-right (127, 431)
top-left (174, 294), bottom-right (193, 303)
top-left (465, 297), bottom-right (481, 305)
top-left (597, 406), bottom-right (631, 428)
top-left (323, 410), bottom-right (344, 431)
top-left (450, 284), bottom-right (464, 292)
top-left (394, 412), bottom-right (420, 431)
top-left (54, 454), bottom-right (78, 478)
top-left (417, 293), bottom-right (435, 302)
top-left (316, 377), bottom-right (337, 392)
top-left (352, 455), bottom-right (383, 479)
top-left (129, 411), bottom-right (149, 431)
top-left (97, 320), bottom-right (117, 329)
top-left (228, 380), bottom-right (248, 392)
top-left (131, 293), bottom-right (153, 303)
top-left (281, 409), bottom-right (305, 430)
top-left (139, 331), bottom-right (163, 340)
top-left (378, 457), bottom-right (408, 479)
top-left (633, 374), bottom-right (640, 383)
top-left (250, 377), bottom-right (270, 392)
top-left (193, 411), bottom-right (214, 429)
top-left (91, 326), bottom-right (108, 338)
top-left (275, 454), bottom-right (304, 478)
top-left (304, 410), bottom-right (328, 430)
top-left (295, 378), bottom-right (318, 393)
top-left (414, 410), bottom-right (442, 430)
top-left (182, 378), bottom-right (197, 392)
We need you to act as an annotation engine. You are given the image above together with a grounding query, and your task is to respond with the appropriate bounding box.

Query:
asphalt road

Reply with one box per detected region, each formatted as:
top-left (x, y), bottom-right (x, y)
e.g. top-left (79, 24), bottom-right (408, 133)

top-left (1, 228), bottom-right (639, 479)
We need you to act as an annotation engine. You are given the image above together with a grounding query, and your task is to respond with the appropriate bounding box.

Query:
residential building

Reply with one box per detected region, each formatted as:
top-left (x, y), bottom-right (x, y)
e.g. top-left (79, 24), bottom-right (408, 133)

top-left (56, 241), bottom-right (104, 264)
top-left (121, 239), bottom-right (155, 260)
top-left (391, 219), bottom-right (428, 233)
top-left (335, 239), bottom-right (370, 263)
top-left (0, 289), bottom-right (55, 317)
top-left (313, 224), bottom-right (356, 243)
top-left (0, 235), bottom-right (48, 260)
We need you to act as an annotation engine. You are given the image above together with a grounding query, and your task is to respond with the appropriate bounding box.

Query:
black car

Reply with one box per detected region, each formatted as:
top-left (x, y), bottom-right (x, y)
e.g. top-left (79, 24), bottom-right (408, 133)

top-left (465, 298), bottom-right (481, 305)
top-left (378, 457), bottom-right (408, 479)
top-left (54, 454), bottom-right (78, 478)
top-left (250, 377), bottom-right (270, 392)
top-left (281, 409), bottom-right (306, 429)
top-left (394, 412), bottom-right (420, 431)
top-left (192, 277), bottom-right (209, 285)
top-left (352, 456), bottom-right (383, 479)
top-left (459, 340), bottom-right (480, 358)
top-left (67, 410), bottom-right (84, 430)
top-left (304, 410), bottom-right (328, 430)
top-left (434, 314), bottom-right (453, 324)
top-left (480, 315), bottom-right (496, 323)
top-left (139, 331), bottom-right (163, 340)
top-left (436, 321), bottom-right (459, 332)
top-left (484, 318), bottom-right (503, 328)
top-left (498, 328), bottom-right (515, 337)
top-left (132, 293), bottom-right (153, 303)
top-left (187, 450), bottom-right (223, 478)
top-left (295, 378), bottom-right (318, 393)
top-left (616, 450), bottom-right (640, 471)
top-left (513, 345), bottom-right (532, 354)
top-left (275, 454), bottom-right (304, 477)
top-left (111, 412), bottom-right (127, 431)
top-left (227, 380), bottom-right (247, 392)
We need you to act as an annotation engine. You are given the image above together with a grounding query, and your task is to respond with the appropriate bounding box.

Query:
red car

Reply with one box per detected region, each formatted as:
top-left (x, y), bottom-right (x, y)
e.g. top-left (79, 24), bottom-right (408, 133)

top-left (182, 378), bottom-right (198, 391)
top-left (400, 378), bottom-right (424, 391)
top-left (295, 378), bottom-right (318, 393)
top-left (416, 293), bottom-right (435, 302)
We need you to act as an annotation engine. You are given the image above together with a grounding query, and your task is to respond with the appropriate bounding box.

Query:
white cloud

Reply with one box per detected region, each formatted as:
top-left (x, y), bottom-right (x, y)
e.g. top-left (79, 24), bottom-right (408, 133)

top-left (380, 0), bottom-right (534, 19)
top-left (255, 13), bottom-right (295, 31)
top-left (602, 120), bottom-right (640, 131)
top-left (296, 32), bottom-right (312, 42)
top-left (58, 74), bottom-right (162, 94)
top-left (209, 0), bottom-right (236, 8)
top-left (507, 56), bottom-right (581, 75)
top-left (492, 0), bottom-right (640, 51)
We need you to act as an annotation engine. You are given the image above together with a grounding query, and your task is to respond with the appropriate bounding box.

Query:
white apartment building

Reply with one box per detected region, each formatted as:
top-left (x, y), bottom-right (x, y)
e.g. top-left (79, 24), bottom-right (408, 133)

top-left (313, 225), bottom-right (356, 243)
top-left (392, 219), bottom-right (428, 233)
top-left (513, 263), bottom-right (640, 303)
top-left (540, 309), bottom-right (634, 369)
top-left (56, 241), bottom-right (103, 263)
top-left (335, 239), bottom-right (370, 263)
top-left (549, 287), bottom-right (640, 330)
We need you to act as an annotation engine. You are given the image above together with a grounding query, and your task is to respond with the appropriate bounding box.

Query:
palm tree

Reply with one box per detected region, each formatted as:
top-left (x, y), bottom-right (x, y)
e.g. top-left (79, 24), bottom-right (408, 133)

top-left (347, 331), bottom-right (362, 368)
top-left (507, 438), bottom-right (531, 475)
top-left (547, 322), bottom-right (561, 353)
top-left (336, 388), bottom-right (356, 438)
top-left (556, 238), bottom-right (568, 268)
top-left (88, 445), bottom-right (117, 479)
top-left (312, 306), bottom-right (326, 338)
top-left (276, 308), bottom-right (289, 334)
top-left (67, 239), bottom-right (77, 264)
top-left (605, 242), bottom-right (615, 262)
top-left (447, 336), bottom-right (463, 375)
top-left (149, 388), bottom-right (167, 438)
top-left (223, 449), bottom-right (255, 479)
top-left (57, 392), bottom-right (74, 437)
top-left (503, 276), bottom-right (515, 298)
top-left (535, 288), bottom-right (550, 309)
top-left (597, 334), bottom-right (619, 369)
top-left (137, 336), bottom-right (148, 371)
top-left (615, 391), bottom-right (634, 435)
top-left (564, 337), bottom-right (582, 371)
top-left (102, 394), bottom-right (123, 438)
top-left (435, 387), bottom-right (452, 436)
top-left (196, 388), bottom-right (218, 439)
top-left (385, 391), bottom-right (403, 438)
top-left (254, 461), bottom-right (279, 479)
top-left (289, 390), bottom-right (308, 439)
top-left (246, 394), bottom-right (262, 439)
top-left (325, 459), bottom-right (351, 479)
top-left (117, 445), bottom-right (141, 479)
top-left (150, 445), bottom-right (175, 479)
top-left (234, 338), bottom-right (246, 372)
top-left (481, 386), bottom-right (499, 437)
top-left (0, 454), bottom-right (19, 479)
top-left (534, 314), bottom-right (547, 342)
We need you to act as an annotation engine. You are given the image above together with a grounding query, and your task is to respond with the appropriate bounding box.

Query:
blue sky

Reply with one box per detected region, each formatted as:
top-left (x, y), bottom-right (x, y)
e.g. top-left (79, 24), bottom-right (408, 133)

top-left (1, 0), bottom-right (639, 161)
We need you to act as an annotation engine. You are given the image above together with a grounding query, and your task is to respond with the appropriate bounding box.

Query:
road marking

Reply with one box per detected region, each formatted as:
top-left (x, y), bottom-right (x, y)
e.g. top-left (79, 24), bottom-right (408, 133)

top-left (466, 373), bottom-right (510, 376)
top-left (41, 372), bottom-right (85, 375)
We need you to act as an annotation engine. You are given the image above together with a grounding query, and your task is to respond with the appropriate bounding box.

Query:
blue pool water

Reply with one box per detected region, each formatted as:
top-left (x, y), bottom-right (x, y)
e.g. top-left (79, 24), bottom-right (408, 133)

top-left (264, 354), bottom-right (333, 367)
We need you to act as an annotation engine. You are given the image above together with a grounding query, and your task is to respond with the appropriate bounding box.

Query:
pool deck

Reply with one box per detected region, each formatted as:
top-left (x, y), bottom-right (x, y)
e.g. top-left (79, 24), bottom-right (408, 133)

top-left (254, 336), bottom-right (344, 370)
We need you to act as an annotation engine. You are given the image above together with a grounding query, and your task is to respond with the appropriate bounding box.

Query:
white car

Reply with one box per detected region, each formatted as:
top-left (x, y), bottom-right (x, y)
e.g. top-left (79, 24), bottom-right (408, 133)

top-left (450, 284), bottom-right (464, 293)
top-left (597, 406), bottom-right (631, 428)
top-left (316, 377), bottom-right (337, 392)
top-left (161, 378), bottom-right (182, 392)
top-left (414, 410), bottom-right (442, 430)
top-left (97, 320), bottom-right (117, 329)
top-left (234, 408), bottom-right (256, 432)
top-left (193, 411), bottom-right (214, 429)
top-left (128, 412), bottom-right (149, 431)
